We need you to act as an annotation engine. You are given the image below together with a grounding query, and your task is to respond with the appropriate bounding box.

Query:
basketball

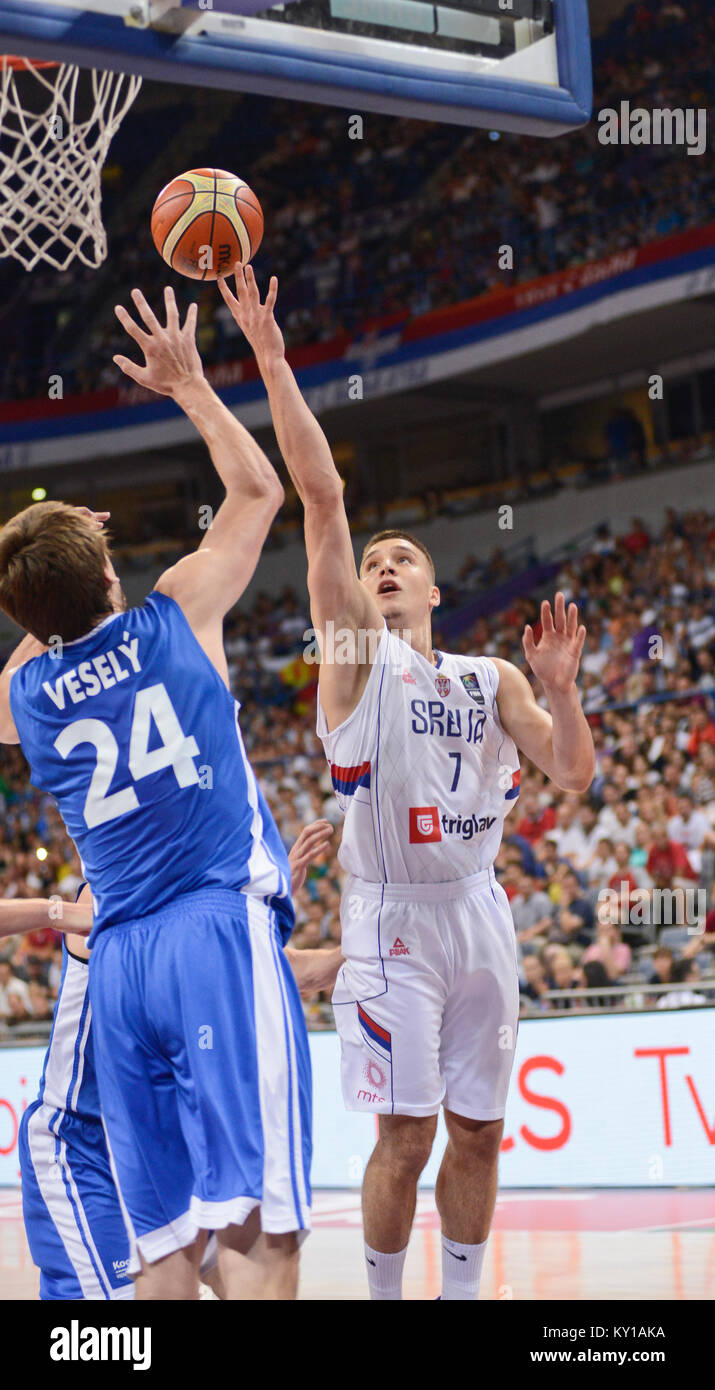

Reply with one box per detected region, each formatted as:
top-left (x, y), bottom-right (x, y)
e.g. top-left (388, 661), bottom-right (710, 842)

top-left (150, 167), bottom-right (263, 281)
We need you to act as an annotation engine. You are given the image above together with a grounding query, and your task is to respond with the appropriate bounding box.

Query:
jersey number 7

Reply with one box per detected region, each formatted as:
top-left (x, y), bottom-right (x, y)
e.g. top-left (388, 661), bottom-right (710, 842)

top-left (448, 751), bottom-right (461, 792)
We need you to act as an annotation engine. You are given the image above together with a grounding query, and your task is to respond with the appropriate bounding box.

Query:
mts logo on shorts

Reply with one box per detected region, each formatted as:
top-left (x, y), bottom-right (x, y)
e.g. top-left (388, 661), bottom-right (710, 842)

top-left (409, 806), bottom-right (442, 842)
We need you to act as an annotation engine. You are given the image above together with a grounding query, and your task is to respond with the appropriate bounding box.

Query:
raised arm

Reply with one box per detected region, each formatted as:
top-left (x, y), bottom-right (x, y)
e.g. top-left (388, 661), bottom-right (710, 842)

top-left (217, 269), bottom-right (381, 724)
top-left (493, 594), bottom-right (594, 793)
top-left (113, 287), bottom-right (284, 681)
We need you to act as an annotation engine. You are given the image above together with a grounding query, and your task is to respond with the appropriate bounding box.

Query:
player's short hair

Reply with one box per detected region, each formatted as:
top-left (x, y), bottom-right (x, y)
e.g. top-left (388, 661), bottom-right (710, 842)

top-left (360, 529), bottom-right (435, 581)
top-left (0, 501), bottom-right (114, 644)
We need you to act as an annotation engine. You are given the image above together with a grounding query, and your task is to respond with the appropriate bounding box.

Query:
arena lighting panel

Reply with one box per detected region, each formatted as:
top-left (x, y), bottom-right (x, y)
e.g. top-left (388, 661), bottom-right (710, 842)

top-left (0, 0), bottom-right (592, 134)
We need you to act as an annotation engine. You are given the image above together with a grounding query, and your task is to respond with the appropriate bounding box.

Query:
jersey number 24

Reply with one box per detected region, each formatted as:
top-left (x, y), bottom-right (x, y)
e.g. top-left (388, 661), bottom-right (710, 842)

top-left (54, 683), bottom-right (200, 828)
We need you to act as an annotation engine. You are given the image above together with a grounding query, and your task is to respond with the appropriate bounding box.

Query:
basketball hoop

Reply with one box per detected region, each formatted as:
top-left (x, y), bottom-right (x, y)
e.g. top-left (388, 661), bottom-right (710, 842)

top-left (0, 55), bottom-right (141, 272)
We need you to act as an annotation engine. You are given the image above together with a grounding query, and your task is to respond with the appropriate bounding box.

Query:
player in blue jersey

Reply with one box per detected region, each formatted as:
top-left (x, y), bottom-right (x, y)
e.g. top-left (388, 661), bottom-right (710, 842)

top-left (0, 822), bottom-right (338, 1300)
top-left (0, 286), bottom-right (316, 1299)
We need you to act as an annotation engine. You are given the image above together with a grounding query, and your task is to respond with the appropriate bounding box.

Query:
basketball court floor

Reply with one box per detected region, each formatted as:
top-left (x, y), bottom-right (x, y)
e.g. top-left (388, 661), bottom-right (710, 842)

top-left (0, 1188), bottom-right (712, 1301)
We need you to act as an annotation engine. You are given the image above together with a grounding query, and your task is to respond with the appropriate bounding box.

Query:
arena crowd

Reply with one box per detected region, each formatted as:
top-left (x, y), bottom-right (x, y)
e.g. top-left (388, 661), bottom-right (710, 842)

top-left (1, 0), bottom-right (712, 400)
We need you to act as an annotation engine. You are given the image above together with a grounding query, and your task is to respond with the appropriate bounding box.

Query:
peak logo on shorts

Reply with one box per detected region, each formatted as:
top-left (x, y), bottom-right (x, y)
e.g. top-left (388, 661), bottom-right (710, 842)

top-left (409, 806), bottom-right (497, 843)
top-left (389, 937), bottom-right (409, 956)
top-left (409, 806), bottom-right (442, 843)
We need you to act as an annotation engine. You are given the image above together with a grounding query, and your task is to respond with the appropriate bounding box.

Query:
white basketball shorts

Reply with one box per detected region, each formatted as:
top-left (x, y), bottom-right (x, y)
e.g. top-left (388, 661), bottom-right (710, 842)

top-left (332, 867), bottom-right (519, 1120)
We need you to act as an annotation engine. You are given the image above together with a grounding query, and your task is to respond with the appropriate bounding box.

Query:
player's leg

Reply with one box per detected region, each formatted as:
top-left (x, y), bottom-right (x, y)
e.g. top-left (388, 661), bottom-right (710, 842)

top-left (19, 1102), bottom-right (134, 1301)
top-left (434, 1113), bottom-right (504, 1299)
top-left (437, 875), bottom-right (520, 1300)
top-left (436, 1112), bottom-right (503, 1242)
top-left (332, 884), bottom-right (447, 1298)
top-left (116, 891), bottom-right (311, 1301)
top-left (362, 1111), bottom-right (437, 1250)
top-left (134, 1234), bottom-right (207, 1301)
top-left (89, 928), bottom-right (210, 1301)
top-left (215, 1207), bottom-right (300, 1300)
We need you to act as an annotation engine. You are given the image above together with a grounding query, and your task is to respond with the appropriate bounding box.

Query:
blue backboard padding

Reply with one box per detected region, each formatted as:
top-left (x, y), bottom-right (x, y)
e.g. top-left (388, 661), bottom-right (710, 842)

top-left (0, 0), bottom-right (592, 133)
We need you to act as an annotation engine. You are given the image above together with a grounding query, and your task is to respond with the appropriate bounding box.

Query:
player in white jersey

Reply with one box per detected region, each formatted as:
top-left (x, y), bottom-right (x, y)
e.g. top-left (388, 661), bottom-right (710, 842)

top-left (218, 267), bottom-right (595, 1301)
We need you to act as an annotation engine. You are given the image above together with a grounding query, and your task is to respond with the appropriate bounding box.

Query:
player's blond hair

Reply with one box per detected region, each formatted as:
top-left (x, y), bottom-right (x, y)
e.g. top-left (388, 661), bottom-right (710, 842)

top-left (0, 501), bottom-right (114, 643)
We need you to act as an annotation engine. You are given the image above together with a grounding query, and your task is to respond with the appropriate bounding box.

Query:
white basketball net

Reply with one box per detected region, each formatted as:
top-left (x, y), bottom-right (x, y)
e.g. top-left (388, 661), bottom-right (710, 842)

top-left (0, 57), bottom-right (142, 271)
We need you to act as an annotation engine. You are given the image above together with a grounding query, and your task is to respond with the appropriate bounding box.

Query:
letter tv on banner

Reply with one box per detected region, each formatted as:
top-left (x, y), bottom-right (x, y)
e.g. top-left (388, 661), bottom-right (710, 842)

top-left (0, 1010), bottom-right (713, 1188)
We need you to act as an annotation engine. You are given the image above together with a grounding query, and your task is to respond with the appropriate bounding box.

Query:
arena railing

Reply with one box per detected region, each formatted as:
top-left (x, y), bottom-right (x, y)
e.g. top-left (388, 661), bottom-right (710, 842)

top-left (525, 977), bottom-right (715, 1017)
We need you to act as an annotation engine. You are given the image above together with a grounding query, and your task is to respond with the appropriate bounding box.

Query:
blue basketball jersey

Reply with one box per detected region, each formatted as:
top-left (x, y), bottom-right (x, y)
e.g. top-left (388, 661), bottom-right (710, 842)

top-left (10, 591), bottom-right (292, 942)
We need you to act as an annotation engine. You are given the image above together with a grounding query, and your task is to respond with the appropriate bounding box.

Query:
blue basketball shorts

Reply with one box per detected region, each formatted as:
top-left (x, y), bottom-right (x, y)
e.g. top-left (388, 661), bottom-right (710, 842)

top-left (88, 888), bottom-right (312, 1274)
top-left (19, 1102), bottom-right (133, 1300)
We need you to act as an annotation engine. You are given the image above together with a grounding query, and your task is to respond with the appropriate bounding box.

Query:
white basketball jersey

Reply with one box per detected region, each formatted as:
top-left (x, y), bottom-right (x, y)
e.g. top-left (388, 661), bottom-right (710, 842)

top-left (317, 627), bottom-right (520, 883)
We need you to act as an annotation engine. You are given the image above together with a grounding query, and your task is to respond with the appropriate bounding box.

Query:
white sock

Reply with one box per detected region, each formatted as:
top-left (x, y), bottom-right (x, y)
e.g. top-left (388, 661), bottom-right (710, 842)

top-left (441, 1236), bottom-right (488, 1301)
top-left (364, 1243), bottom-right (408, 1300)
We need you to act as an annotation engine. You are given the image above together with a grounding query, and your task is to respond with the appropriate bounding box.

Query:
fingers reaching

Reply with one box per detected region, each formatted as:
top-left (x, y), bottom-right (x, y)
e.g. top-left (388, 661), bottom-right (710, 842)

top-left (183, 300), bottom-right (198, 338)
top-left (163, 285), bottom-right (180, 333)
top-left (114, 303), bottom-right (149, 346)
top-left (217, 276), bottom-right (239, 311)
top-left (540, 599), bottom-right (555, 634)
top-left (113, 354), bottom-right (147, 385)
top-left (265, 275), bottom-right (278, 313)
top-left (130, 287), bottom-right (162, 336)
top-left (553, 591), bottom-right (567, 631)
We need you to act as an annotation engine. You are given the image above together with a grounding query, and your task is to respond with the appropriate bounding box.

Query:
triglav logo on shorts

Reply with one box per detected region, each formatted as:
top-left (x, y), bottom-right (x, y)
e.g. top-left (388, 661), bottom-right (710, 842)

top-left (409, 806), bottom-right (442, 843)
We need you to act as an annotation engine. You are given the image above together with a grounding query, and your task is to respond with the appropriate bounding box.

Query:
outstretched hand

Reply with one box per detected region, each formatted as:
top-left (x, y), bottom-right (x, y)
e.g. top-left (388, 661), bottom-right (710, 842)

top-left (113, 287), bottom-right (203, 398)
top-left (288, 819), bottom-right (334, 897)
top-left (522, 592), bottom-right (586, 693)
top-left (217, 265), bottom-right (285, 366)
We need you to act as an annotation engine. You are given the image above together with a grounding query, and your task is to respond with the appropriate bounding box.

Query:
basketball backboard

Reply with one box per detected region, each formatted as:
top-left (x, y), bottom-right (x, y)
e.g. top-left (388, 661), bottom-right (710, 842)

top-left (0, 0), bottom-right (592, 134)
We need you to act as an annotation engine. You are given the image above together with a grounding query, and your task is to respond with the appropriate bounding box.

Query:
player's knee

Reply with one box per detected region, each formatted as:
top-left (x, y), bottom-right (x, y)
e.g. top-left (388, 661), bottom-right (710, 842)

top-left (444, 1111), bottom-right (504, 1160)
top-left (376, 1115), bottom-right (436, 1178)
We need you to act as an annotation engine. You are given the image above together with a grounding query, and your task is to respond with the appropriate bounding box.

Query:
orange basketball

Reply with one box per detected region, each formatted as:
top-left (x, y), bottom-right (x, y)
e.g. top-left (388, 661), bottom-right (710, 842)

top-left (150, 167), bottom-right (264, 281)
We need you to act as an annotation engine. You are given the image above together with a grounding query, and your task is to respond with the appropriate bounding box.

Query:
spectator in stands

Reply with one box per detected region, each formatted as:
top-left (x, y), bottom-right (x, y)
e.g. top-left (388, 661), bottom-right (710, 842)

top-left (648, 945), bottom-right (674, 988)
top-left (646, 822), bottom-right (698, 888)
top-left (547, 799), bottom-right (591, 868)
top-left (549, 871), bottom-right (594, 949)
top-left (28, 980), bottom-right (53, 1022)
top-left (545, 948), bottom-right (580, 1009)
top-left (656, 956), bottom-right (708, 1009)
top-left (582, 920), bottom-right (632, 981)
top-left (686, 706), bottom-right (715, 758)
top-left (515, 783), bottom-right (556, 843)
top-left (519, 954), bottom-right (550, 1009)
top-left (668, 790), bottom-right (715, 866)
top-left (584, 836), bottom-right (618, 887)
top-left (0, 957), bottom-right (31, 1021)
top-left (574, 958), bottom-right (615, 1008)
top-left (5, 992), bottom-right (31, 1027)
top-left (511, 871), bottom-right (554, 948)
